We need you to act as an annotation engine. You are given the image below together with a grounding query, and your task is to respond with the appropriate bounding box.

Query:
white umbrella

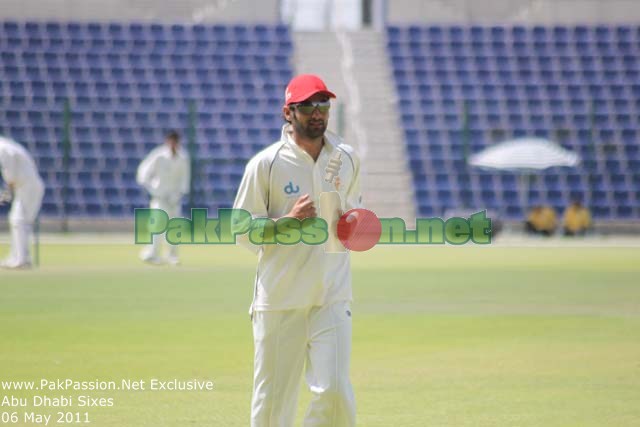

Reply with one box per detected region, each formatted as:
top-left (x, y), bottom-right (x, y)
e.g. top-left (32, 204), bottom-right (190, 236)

top-left (468, 138), bottom-right (581, 214)
top-left (469, 137), bottom-right (580, 171)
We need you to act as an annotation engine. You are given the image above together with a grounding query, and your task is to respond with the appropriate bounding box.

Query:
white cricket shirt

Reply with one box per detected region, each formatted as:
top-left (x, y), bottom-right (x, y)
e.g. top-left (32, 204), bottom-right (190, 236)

top-left (0, 136), bottom-right (44, 190)
top-left (136, 144), bottom-right (190, 202)
top-left (233, 124), bottom-right (363, 312)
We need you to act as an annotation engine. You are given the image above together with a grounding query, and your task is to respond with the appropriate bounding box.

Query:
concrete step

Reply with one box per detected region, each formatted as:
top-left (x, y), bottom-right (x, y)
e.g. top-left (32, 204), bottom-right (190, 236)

top-left (362, 141), bottom-right (406, 149)
top-left (364, 139), bottom-right (408, 147)
top-left (362, 196), bottom-right (415, 209)
top-left (362, 144), bottom-right (407, 152)
top-left (293, 30), bottom-right (416, 220)
top-left (363, 174), bottom-right (413, 185)
top-left (362, 188), bottom-right (413, 199)
top-left (362, 171), bottom-right (413, 179)
top-left (362, 189), bottom-right (413, 200)
top-left (354, 89), bottom-right (395, 94)
top-left (361, 131), bottom-right (405, 139)
top-left (361, 156), bottom-right (407, 165)
top-left (359, 100), bottom-right (398, 106)
top-left (363, 193), bottom-right (414, 202)
top-left (361, 201), bottom-right (414, 212)
top-left (350, 90), bottom-right (396, 97)
top-left (361, 153), bottom-right (408, 163)
top-left (363, 149), bottom-right (409, 158)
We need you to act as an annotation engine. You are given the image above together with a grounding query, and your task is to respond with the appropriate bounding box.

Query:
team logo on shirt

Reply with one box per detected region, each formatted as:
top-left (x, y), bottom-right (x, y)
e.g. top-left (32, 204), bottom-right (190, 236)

top-left (325, 151), bottom-right (343, 191)
top-left (334, 176), bottom-right (341, 191)
top-left (284, 181), bottom-right (300, 195)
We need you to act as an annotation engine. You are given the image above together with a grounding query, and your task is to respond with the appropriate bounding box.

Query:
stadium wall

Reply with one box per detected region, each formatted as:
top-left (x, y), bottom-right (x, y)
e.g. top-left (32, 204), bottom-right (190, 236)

top-left (3, 1), bottom-right (640, 29)
top-left (0, 0), bottom-right (280, 23)
top-left (388, 0), bottom-right (640, 24)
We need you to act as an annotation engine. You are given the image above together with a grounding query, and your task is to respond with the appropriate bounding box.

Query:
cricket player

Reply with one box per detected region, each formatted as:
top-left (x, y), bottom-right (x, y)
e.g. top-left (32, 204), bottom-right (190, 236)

top-left (136, 130), bottom-right (190, 265)
top-left (233, 74), bottom-right (362, 426)
top-left (0, 136), bottom-right (45, 269)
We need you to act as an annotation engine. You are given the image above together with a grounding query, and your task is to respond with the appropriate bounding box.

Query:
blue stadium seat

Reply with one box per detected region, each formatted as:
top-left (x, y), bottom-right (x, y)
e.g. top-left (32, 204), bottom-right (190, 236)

top-left (0, 21), bottom-right (292, 217)
top-left (387, 24), bottom-right (638, 219)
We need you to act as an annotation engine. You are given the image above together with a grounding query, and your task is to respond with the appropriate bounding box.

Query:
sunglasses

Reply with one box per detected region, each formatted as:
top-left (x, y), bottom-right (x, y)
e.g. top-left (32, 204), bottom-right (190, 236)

top-left (290, 100), bottom-right (331, 115)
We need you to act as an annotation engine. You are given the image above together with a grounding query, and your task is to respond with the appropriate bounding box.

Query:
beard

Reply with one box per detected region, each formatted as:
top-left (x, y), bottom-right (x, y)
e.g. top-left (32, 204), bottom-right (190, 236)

top-left (293, 117), bottom-right (327, 139)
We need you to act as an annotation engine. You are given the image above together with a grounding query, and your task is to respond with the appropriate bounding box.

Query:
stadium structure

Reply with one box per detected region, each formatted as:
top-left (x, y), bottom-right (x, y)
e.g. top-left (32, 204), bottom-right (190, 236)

top-left (0, 0), bottom-right (638, 232)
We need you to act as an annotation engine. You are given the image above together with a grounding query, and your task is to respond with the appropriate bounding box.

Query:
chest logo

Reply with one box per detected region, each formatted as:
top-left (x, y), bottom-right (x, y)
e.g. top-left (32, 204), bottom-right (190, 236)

top-left (284, 181), bottom-right (300, 195)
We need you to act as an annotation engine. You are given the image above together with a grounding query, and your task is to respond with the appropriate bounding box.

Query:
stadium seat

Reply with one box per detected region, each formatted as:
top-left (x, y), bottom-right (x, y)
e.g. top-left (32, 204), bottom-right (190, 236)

top-left (387, 25), bottom-right (640, 220)
top-left (0, 21), bottom-right (294, 217)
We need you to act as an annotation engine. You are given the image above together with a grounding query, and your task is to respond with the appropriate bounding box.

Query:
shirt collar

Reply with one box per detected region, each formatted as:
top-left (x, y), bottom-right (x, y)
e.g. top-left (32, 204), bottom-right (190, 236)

top-left (281, 124), bottom-right (336, 159)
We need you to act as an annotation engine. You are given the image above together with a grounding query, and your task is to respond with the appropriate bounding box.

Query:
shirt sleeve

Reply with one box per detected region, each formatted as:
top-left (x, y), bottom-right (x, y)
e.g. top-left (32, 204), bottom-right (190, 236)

top-left (136, 151), bottom-right (153, 188)
top-left (341, 145), bottom-right (363, 211)
top-left (232, 154), bottom-right (269, 254)
top-left (180, 154), bottom-right (191, 196)
top-left (136, 149), bottom-right (160, 196)
top-left (0, 151), bottom-right (19, 184)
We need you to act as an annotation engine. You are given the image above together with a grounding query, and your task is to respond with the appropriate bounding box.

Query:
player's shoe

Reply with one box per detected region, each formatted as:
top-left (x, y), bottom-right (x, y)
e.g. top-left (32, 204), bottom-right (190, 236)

top-left (0, 259), bottom-right (32, 270)
top-left (142, 257), bottom-right (164, 266)
top-left (166, 256), bottom-right (181, 266)
top-left (139, 252), bottom-right (164, 266)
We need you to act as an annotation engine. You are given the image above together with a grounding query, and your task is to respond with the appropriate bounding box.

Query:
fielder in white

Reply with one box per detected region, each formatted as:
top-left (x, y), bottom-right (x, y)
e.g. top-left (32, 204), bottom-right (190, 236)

top-left (0, 136), bottom-right (45, 269)
top-left (136, 131), bottom-right (190, 265)
top-left (233, 74), bottom-right (362, 426)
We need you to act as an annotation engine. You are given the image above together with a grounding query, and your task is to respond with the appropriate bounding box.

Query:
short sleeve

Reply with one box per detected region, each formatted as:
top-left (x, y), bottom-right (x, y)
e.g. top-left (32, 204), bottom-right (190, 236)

top-left (0, 151), bottom-right (18, 184)
top-left (232, 155), bottom-right (270, 254)
top-left (339, 145), bottom-right (363, 211)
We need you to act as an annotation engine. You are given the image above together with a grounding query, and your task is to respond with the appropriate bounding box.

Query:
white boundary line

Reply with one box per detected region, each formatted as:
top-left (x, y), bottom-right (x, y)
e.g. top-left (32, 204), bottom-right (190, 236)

top-left (1, 233), bottom-right (639, 247)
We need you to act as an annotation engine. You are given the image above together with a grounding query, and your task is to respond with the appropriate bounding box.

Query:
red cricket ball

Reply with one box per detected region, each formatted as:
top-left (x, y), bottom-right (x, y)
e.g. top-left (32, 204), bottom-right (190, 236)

top-left (337, 208), bottom-right (382, 252)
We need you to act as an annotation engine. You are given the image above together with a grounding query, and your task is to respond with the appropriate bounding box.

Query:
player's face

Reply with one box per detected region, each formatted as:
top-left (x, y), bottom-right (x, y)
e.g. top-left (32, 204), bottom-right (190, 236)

top-left (285, 93), bottom-right (330, 139)
top-left (166, 137), bottom-right (179, 155)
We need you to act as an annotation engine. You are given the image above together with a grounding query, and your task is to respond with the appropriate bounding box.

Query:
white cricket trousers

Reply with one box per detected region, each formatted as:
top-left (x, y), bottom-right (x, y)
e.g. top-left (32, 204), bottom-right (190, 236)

top-left (8, 181), bottom-right (44, 265)
top-left (251, 301), bottom-right (356, 427)
top-left (141, 197), bottom-right (181, 259)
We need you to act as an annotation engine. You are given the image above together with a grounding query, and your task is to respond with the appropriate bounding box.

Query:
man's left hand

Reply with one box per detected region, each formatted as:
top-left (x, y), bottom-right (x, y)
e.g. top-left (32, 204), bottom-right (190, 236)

top-left (0, 188), bottom-right (13, 206)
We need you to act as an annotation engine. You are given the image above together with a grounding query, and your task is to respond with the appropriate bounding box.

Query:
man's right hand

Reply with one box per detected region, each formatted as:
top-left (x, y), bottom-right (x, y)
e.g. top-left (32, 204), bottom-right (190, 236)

top-left (286, 194), bottom-right (316, 220)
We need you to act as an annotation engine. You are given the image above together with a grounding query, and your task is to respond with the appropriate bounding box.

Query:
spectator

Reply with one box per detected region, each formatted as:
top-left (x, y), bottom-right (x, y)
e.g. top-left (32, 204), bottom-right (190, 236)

top-left (525, 205), bottom-right (557, 236)
top-left (563, 200), bottom-right (592, 236)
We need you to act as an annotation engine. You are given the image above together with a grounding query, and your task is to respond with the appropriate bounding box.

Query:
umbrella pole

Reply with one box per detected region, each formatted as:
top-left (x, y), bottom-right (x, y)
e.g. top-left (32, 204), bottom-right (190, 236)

top-left (526, 173), bottom-right (531, 212)
top-left (518, 173), bottom-right (529, 217)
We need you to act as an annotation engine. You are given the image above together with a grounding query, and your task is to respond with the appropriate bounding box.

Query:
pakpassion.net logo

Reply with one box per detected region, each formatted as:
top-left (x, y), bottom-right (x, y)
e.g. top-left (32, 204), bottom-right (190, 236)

top-left (134, 208), bottom-right (492, 252)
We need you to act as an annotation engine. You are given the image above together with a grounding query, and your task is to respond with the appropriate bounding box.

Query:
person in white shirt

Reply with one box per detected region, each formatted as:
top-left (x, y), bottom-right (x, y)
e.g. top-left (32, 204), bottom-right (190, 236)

top-left (233, 74), bottom-right (362, 427)
top-left (136, 130), bottom-right (190, 265)
top-left (0, 136), bottom-right (45, 269)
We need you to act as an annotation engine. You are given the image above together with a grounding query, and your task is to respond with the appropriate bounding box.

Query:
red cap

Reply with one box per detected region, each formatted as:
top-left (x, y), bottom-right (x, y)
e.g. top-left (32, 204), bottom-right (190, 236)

top-left (284, 74), bottom-right (336, 106)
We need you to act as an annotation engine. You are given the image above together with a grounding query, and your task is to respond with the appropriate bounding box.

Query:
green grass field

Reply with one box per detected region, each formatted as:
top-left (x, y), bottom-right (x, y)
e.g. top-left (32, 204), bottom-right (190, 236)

top-left (1, 241), bottom-right (639, 426)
